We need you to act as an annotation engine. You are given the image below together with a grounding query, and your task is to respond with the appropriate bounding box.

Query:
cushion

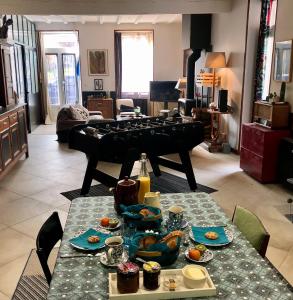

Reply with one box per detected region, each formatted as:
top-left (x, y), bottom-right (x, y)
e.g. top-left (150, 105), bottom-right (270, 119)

top-left (88, 115), bottom-right (104, 122)
top-left (69, 106), bottom-right (83, 120)
top-left (120, 104), bottom-right (134, 112)
top-left (74, 104), bottom-right (89, 120)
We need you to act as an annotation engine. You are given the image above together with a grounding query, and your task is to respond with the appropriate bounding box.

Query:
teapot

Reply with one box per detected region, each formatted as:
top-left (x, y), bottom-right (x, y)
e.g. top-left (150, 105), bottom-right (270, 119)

top-left (111, 176), bottom-right (140, 214)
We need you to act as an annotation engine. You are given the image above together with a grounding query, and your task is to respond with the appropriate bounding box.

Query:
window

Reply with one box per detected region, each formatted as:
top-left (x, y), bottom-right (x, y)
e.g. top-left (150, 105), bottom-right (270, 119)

top-left (120, 31), bottom-right (153, 98)
top-left (261, 0), bottom-right (277, 100)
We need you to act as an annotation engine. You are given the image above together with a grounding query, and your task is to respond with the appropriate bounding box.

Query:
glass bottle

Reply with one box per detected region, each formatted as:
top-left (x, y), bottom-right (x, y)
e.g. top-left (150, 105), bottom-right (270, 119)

top-left (138, 153), bottom-right (150, 203)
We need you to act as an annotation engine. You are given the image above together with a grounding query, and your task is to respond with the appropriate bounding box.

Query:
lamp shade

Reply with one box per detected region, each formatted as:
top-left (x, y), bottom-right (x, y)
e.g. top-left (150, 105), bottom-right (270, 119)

top-left (175, 77), bottom-right (187, 90)
top-left (205, 52), bottom-right (226, 68)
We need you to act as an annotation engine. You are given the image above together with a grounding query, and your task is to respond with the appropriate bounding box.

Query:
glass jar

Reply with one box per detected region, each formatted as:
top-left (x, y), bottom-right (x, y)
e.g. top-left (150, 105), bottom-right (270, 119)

top-left (143, 261), bottom-right (161, 290)
top-left (117, 262), bottom-right (139, 294)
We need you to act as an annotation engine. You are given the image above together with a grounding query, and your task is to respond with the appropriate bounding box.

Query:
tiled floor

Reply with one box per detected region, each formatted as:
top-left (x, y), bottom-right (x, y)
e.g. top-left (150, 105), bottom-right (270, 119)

top-left (0, 124), bottom-right (292, 298)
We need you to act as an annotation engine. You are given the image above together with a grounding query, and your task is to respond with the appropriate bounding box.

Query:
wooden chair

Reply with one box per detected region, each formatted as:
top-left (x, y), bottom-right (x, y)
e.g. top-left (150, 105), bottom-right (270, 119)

top-left (232, 206), bottom-right (270, 257)
top-left (36, 212), bottom-right (63, 284)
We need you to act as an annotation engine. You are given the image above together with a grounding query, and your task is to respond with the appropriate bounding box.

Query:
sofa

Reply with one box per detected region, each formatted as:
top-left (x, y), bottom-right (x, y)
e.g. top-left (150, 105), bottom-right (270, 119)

top-left (56, 104), bottom-right (110, 143)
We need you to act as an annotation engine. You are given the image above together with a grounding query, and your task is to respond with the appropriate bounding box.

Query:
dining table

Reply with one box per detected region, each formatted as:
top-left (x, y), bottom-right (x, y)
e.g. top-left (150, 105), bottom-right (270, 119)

top-left (47, 192), bottom-right (293, 300)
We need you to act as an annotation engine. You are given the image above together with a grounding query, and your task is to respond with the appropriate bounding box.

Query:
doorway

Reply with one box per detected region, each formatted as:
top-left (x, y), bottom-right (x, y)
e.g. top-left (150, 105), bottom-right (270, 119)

top-left (40, 31), bottom-right (81, 122)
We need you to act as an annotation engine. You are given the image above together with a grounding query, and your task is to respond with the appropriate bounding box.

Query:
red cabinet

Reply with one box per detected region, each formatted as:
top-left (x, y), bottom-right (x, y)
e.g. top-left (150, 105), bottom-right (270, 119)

top-left (240, 123), bottom-right (290, 183)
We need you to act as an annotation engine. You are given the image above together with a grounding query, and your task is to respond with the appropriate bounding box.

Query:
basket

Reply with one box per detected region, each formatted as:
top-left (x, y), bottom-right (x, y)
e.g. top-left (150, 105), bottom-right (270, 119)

top-left (120, 204), bottom-right (163, 230)
top-left (128, 231), bottom-right (182, 266)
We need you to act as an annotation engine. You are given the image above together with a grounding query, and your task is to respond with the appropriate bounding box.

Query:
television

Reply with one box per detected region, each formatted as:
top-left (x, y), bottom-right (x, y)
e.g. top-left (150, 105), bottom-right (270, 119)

top-left (149, 81), bottom-right (180, 109)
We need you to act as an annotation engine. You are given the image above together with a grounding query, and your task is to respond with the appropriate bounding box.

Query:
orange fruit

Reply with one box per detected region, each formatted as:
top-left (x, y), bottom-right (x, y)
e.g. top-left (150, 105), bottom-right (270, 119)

top-left (189, 249), bottom-right (201, 261)
top-left (100, 217), bottom-right (110, 227)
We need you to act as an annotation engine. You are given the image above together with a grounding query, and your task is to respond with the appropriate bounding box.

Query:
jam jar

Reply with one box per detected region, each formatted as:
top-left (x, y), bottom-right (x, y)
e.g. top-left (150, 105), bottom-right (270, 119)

top-left (143, 261), bottom-right (161, 290)
top-left (117, 262), bottom-right (139, 294)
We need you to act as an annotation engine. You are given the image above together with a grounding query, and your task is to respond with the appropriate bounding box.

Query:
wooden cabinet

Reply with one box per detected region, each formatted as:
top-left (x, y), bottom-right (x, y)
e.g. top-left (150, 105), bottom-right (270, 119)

top-left (18, 109), bottom-right (27, 151)
top-left (240, 123), bottom-right (290, 183)
top-left (0, 105), bottom-right (28, 179)
top-left (0, 44), bottom-right (15, 107)
top-left (0, 128), bottom-right (12, 169)
top-left (87, 98), bottom-right (113, 119)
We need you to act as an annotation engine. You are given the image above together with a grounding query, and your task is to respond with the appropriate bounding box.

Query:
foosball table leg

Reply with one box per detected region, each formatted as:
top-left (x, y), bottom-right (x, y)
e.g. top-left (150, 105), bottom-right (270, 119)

top-left (119, 159), bottom-right (135, 180)
top-left (81, 157), bottom-right (98, 195)
top-left (149, 156), bottom-right (161, 177)
top-left (179, 151), bottom-right (197, 191)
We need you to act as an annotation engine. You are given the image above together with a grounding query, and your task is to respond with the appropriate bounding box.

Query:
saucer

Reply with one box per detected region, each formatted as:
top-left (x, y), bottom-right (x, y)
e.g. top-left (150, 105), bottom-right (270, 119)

top-left (100, 251), bottom-right (128, 267)
top-left (165, 219), bottom-right (189, 230)
top-left (98, 220), bottom-right (121, 231)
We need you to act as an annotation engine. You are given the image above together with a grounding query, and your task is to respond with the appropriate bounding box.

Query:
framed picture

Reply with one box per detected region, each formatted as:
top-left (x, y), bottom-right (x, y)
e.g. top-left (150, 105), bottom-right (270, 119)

top-left (274, 40), bottom-right (293, 82)
top-left (87, 49), bottom-right (108, 76)
top-left (94, 79), bottom-right (103, 90)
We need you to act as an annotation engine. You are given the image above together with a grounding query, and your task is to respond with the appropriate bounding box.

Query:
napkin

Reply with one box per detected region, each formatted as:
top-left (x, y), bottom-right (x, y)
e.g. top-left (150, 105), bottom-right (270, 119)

top-left (69, 228), bottom-right (111, 251)
top-left (191, 226), bottom-right (229, 245)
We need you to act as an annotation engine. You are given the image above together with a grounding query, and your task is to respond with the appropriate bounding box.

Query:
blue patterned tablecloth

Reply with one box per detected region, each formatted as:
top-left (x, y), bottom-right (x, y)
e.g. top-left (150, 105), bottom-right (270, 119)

top-left (48, 193), bottom-right (293, 300)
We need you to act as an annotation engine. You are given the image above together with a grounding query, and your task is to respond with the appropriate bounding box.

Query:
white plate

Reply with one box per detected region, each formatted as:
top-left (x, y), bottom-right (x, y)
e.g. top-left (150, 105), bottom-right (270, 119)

top-left (184, 249), bottom-right (214, 263)
top-left (100, 251), bottom-right (128, 267)
top-left (98, 220), bottom-right (121, 231)
top-left (189, 227), bottom-right (233, 246)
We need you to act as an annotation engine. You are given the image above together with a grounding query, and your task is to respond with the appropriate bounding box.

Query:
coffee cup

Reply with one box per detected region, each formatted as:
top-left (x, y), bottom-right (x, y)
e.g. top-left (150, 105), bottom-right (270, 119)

top-left (105, 236), bottom-right (124, 264)
top-left (144, 191), bottom-right (160, 208)
top-left (168, 205), bottom-right (184, 227)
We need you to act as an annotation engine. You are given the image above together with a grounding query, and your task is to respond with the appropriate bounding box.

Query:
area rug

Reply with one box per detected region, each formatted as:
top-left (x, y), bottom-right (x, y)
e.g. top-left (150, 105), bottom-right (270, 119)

top-left (61, 171), bottom-right (217, 201)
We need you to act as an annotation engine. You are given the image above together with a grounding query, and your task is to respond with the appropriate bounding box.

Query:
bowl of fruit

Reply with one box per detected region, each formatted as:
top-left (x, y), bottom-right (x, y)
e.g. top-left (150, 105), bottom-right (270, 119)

top-left (185, 244), bottom-right (213, 263)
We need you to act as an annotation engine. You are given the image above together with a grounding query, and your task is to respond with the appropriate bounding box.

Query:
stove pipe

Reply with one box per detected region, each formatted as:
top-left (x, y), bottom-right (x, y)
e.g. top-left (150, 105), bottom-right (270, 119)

top-left (186, 49), bottom-right (202, 99)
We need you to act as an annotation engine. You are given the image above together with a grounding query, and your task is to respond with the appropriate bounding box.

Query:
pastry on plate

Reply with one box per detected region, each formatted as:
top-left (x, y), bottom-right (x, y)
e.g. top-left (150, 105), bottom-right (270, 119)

top-left (205, 231), bottom-right (218, 240)
top-left (88, 235), bottom-right (100, 243)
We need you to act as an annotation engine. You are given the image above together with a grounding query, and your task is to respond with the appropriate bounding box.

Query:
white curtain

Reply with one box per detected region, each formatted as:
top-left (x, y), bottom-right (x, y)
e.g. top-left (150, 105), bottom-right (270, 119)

top-left (121, 31), bottom-right (153, 98)
top-left (39, 32), bottom-right (54, 124)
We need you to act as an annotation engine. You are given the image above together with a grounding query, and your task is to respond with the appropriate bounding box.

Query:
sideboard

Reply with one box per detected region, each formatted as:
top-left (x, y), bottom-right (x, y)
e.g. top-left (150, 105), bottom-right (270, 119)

top-left (0, 104), bottom-right (28, 179)
top-left (240, 123), bottom-right (290, 183)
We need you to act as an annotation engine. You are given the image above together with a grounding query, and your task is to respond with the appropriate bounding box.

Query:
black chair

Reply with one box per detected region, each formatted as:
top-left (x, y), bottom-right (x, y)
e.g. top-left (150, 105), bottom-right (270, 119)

top-left (36, 212), bottom-right (63, 284)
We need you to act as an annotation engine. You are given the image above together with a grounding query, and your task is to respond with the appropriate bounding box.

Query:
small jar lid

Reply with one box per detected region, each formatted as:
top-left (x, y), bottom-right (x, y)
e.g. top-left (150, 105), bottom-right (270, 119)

top-left (117, 262), bottom-right (139, 274)
top-left (143, 261), bottom-right (161, 273)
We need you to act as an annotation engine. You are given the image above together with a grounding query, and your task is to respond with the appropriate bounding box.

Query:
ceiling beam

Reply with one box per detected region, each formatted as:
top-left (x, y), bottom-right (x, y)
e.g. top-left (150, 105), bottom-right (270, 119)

top-left (134, 15), bottom-right (140, 25)
top-left (151, 15), bottom-right (159, 25)
top-left (168, 14), bottom-right (180, 23)
top-left (0, 0), bottom-right (232, 15)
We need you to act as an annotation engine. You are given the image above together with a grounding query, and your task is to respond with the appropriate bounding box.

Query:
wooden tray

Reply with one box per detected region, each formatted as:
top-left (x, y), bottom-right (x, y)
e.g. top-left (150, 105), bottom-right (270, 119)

top-left (109, 267), bottom-right (216, 299)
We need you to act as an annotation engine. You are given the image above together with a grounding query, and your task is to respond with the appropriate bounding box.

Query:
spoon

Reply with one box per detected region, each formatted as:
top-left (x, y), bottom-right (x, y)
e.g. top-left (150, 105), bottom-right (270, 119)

top-left (136, 257), bottom-right (157, 270)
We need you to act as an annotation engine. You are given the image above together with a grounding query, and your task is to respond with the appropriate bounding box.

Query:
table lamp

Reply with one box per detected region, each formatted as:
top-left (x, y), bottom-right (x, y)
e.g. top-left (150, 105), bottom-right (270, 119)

top-left (175, 77), bottom-right (187, 98)
top-left (204, 52), bottom-right (226, 104)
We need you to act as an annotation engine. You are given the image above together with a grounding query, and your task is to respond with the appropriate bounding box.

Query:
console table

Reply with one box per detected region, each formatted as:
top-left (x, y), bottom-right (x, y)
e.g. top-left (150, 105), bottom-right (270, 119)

top-left (207, 109), bottom-right (231, 152)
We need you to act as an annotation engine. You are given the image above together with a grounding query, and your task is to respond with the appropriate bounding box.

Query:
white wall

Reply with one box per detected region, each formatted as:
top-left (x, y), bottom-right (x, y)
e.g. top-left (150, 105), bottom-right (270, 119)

top-left (270, 0), bottom-right (293, 109)
top-left (36, 22), bottom-right (183, 92)
top-left (211, 0), bottom-right (249, 149)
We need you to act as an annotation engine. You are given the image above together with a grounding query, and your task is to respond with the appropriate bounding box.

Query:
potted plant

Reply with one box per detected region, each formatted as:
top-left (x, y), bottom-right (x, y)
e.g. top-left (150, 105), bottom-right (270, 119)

top-left (0, 15), bottom-right (13, 43)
